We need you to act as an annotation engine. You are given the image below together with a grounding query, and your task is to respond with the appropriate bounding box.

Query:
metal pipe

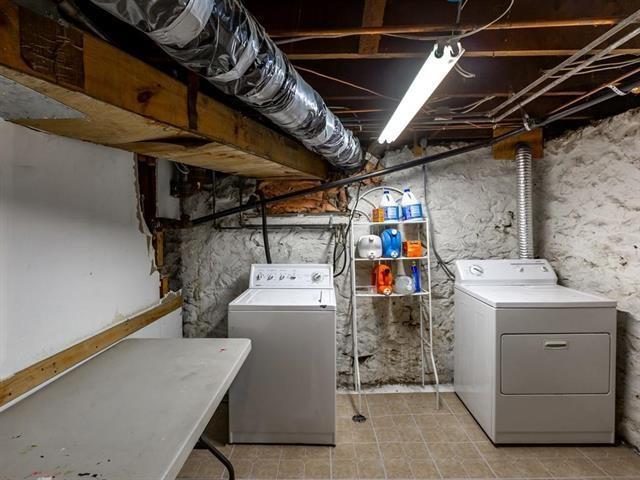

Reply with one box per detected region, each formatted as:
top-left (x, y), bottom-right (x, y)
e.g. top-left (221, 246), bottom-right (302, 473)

top-left (155, 76), bottom-right (640, 230)
top-left (489, 8), bottom-right (640, 119)
top-left (548, 66), bottom-right (640, 115)
top-left (515, 144), bottom-right (534, 259)
top-left (493, 21), bottom-right (640, 123)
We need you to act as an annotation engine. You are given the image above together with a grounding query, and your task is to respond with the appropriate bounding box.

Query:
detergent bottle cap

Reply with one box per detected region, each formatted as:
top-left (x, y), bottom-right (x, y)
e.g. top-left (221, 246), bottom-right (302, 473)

top-left (404, 188), bottom-right (410, 192)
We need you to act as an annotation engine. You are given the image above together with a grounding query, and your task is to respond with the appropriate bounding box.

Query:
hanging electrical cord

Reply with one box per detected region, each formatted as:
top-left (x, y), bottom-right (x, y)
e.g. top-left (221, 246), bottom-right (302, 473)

top-left (257, 191), bottom-right (272, 264)
top-left (454, 63), bottom-right (476, 79)
top-left (450, 95), bottom-right (496, 114)
top-left (422, 166), bottom-right (456, 282)
top-left (175, 162), bottom-right (190, 175)
top-left (276, 0), bottom-right (513, 45)
top-left (382, 0), bottom-right (514, 42)
top-left (333, 183), bottom-right (362, 278)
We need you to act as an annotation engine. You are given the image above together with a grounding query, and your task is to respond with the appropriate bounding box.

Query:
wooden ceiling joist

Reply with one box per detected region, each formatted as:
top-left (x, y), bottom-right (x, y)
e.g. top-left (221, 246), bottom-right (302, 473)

top-left (271, 17), bottom-right (626, 38)
top-left (358, 0), bottom-right (387, 55)
top-left (0, 2), bottom-right (327, 179)
top-left (286, 48), bottom-right (640, 61)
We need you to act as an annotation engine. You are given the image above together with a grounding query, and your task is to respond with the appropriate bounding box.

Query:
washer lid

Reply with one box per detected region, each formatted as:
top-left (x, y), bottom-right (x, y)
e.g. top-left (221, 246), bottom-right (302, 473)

top-left (456, 284), bottom-right (615, 308)
top-left (229, 288), bottom-right (336, 311)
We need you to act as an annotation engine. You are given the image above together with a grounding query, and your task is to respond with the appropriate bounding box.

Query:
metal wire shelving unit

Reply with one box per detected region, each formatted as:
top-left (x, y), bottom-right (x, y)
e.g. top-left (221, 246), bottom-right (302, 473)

top-left (348, 186), bottom-right (440, 415)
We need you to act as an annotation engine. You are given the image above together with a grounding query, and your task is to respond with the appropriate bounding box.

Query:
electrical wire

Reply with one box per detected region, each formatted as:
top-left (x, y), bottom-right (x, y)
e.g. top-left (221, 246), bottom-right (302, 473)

top-left (450, 95), bottom-right (496, 114)
top-left (454, 63), bottom-right (476, 79)
top-left (295, 66), bottom-right (398, 102)
top-left (547, 57), bottom-right (640, 78)
top-left (422, 165), bottom-right (455, 282)
top-left (333, 183), bottom-right (362, 278)
top-left (382, 0), bottom-right (514, 42)
top-left (175, 162), bottom-right (190, 174)
top-left (276, 0), bottom-right (513, 46)
top-left (257, 191), bottom-right (272, 264)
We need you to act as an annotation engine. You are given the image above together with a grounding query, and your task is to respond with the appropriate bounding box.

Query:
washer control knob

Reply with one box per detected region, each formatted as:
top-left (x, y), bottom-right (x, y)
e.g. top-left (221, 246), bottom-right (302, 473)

top-left (267, 274), bottom-right (274, 280)
top-left (256, 273), bottom-right (263, 281)
top-left (469, 265), bottom-right (484, 276)
top-left (289, 274), bottom-right (297, 280)
top-left (541, 266), bottom-right (549, 272)
top-left (312, 272), bottom-right (322, 282)
top-left (279, 274), bottom-right (285, 280)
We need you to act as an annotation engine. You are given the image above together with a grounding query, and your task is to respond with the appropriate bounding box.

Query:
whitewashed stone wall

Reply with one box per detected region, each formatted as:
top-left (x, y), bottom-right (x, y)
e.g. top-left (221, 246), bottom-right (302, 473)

top-left (171, 108), bottom-right (640, 446)
top-left (536, 109), bottom-right (640, 448)
top-left (174, 147), bottom-right (518, 387)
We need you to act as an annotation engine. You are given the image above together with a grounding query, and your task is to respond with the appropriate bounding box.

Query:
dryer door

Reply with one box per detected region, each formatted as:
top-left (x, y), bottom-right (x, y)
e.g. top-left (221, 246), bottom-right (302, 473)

top-left (501, 333), bottom-right (611, 394)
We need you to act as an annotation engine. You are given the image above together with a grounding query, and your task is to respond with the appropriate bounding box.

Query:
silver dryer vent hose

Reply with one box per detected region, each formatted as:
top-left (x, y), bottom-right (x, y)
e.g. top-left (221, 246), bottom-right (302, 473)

top-left (515, 143), bottom-right (534, 259)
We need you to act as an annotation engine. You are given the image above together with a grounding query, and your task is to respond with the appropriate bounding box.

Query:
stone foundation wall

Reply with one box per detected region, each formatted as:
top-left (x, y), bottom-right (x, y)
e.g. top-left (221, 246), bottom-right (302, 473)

top-left (171, 108), bottom-right (640, 447)
top-left (535, 109), bottom-right (640, 447)
top-left (174, 147), bottom-right (518, 387)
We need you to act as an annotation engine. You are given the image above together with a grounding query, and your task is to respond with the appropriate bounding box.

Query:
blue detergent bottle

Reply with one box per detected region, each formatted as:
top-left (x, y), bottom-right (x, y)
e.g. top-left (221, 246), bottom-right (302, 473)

top-left (381, 228), bottom-right (402, 258)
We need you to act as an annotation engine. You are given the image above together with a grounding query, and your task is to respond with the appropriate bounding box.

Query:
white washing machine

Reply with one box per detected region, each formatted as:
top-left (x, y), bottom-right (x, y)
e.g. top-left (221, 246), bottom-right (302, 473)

top-left (454, 259), bottom-right (617, 444)
top-left (228, 264), bottom-right (336, 445)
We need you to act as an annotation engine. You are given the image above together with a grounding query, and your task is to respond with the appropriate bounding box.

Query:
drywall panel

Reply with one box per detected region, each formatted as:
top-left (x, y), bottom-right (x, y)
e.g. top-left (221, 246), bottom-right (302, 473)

top-left (0, 119), bottom-right (180, 380)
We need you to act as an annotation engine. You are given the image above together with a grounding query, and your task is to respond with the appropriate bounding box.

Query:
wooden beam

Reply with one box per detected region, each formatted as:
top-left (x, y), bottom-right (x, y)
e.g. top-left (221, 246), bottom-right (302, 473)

top-left (493, 128), bottom-right (544, 159)
top-left (286, 48), bottom-right (640, 60)
top-left (358, 0), bottom-right (387, 55)
top-left (0, 292), bottom-right (183, 407)
top-left (271, 17), bottom-right (626, 38)
top-left (325, 92), bottom-right (586, 101)
top-left (0, 3), bottom-right (327, 179)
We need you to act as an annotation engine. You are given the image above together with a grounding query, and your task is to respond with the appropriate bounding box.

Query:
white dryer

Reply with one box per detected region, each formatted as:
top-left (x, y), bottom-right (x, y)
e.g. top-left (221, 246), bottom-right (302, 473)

top-left (228, 264), bottom-right (336, 445)
top-left (454, 259), bottom-right (616, 444)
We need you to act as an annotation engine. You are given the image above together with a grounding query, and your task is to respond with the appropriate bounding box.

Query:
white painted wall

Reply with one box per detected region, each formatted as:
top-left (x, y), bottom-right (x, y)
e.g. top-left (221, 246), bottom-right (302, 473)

top-left (0, 120), bottom-right (180, 381)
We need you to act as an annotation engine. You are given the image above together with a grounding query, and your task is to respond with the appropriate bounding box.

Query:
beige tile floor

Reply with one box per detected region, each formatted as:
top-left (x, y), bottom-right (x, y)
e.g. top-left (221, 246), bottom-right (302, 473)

top-left (177, 393), bottom-right (640, 480)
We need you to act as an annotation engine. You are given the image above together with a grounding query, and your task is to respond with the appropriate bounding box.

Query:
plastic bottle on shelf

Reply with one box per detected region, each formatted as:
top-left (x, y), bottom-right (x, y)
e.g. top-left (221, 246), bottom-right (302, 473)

top-left (400, 187), bottom-right (424, 221)
top-left (394, 261), bottom-right (414, 295)
top-left (411, 261), bottom-right (422, 293)
top-left (379, 189), bottom-right (400, 221)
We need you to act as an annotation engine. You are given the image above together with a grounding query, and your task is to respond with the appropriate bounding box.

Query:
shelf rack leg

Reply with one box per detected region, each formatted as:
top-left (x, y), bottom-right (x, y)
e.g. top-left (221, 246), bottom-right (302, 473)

top-left (349, 222), bottom-right (366, 422)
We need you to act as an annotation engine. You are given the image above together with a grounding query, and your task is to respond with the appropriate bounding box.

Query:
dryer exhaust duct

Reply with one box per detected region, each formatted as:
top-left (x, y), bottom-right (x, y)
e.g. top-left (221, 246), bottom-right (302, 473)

top-left (87, 0), bottom-right (364, 171)
top-left (515, 143), bottom-right (534, 259)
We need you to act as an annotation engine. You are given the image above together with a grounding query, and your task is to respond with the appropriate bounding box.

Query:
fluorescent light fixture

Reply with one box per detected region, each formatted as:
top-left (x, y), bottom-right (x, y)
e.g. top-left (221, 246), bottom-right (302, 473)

top-left (378, 42), bottom-right (464, 144)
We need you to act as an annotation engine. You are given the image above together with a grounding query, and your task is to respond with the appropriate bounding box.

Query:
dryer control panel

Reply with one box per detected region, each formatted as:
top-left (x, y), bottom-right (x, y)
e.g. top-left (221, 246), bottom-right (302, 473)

top-left (250, 264), bottom-right (334, 289)
top-left (455, 259), bottom-right (557, 286)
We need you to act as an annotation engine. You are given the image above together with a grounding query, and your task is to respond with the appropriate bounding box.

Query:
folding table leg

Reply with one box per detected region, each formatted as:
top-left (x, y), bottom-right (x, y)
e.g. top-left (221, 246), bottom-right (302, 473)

top-left (199, 434), bottom-right (235, 480)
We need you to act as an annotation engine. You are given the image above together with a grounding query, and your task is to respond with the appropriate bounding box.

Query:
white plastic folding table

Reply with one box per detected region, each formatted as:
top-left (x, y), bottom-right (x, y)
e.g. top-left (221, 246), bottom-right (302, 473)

top-left (0, 338), bottom-right (251, 480)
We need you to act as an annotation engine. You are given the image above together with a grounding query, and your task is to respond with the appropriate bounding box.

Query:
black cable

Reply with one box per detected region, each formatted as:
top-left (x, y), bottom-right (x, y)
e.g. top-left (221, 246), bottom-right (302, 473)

top-left (155, 76), bottom-right (640, 230)
top-left (334, 183), bottom-right (362, 278)
top-left (257, 191), bottom-right (272, 264)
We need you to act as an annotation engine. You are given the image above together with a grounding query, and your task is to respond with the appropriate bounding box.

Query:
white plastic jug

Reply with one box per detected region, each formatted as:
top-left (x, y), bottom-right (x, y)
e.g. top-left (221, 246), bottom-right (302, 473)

top-left (401, 188), bottom-right (424, 221)
top-left (357, 235), bottom-right (383, 259)
top-left (379, 190), bottom-right (400, 221)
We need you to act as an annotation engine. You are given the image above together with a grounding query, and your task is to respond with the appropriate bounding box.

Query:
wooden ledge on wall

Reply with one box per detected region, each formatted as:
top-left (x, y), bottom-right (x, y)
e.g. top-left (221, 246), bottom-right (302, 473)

top-left (0, 292), bottom-right (183, 408)
top-left (492, 127), bottom-right (544, 160)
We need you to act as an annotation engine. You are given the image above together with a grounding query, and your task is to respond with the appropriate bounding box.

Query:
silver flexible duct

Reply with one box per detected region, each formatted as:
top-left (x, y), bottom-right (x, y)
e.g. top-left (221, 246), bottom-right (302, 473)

top-left (515, 143), bottom-right (534, 259)
top-left (87, 0), bottom-right (364, 171)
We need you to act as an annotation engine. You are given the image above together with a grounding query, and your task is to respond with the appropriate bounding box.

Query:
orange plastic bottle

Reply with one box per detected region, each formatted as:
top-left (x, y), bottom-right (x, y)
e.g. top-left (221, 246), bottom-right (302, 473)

top-left (372, 264), bottom-right (394, 296)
